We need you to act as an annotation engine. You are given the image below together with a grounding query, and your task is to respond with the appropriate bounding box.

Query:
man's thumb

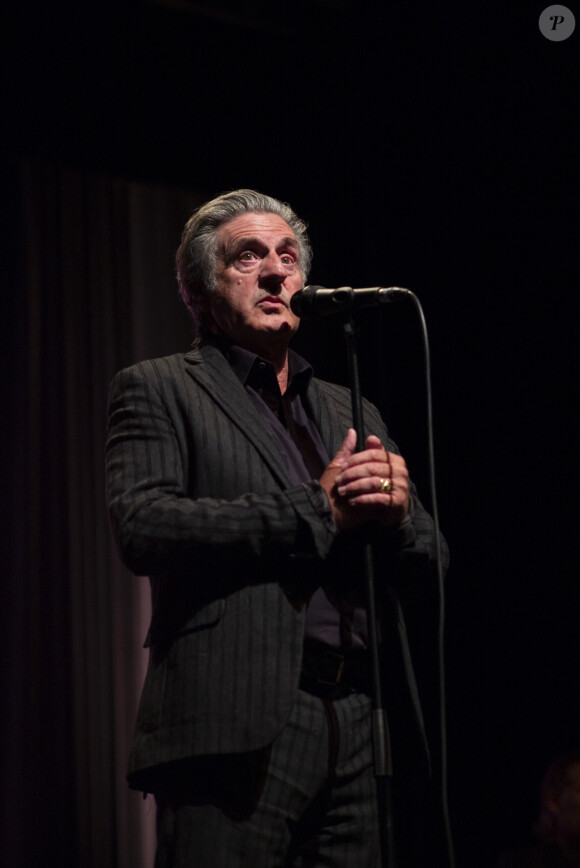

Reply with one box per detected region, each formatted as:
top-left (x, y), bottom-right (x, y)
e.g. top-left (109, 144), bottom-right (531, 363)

top-left (330, 428), bottom-right (357, 467)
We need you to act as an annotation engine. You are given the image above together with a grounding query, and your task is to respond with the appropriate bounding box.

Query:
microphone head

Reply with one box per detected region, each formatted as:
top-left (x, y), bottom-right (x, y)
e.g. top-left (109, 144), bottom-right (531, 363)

top-left (291, 285), bottom-right (411, 318)
top-left (290, 286), bottom-right (353, 317)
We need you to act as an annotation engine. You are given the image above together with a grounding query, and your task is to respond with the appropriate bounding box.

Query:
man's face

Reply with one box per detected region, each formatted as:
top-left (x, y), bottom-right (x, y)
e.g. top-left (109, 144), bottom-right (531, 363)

top-left (203, 212), bottom-right (303, 355)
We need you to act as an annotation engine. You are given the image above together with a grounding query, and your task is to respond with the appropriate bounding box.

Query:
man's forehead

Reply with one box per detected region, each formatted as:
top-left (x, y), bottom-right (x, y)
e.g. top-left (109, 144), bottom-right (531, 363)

top-left (218, 212), bottom-right (297, 247)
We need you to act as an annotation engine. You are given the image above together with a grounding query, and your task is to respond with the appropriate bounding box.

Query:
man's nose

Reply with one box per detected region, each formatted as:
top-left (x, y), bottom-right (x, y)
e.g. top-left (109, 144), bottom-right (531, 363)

top-left (259, 253), bottom-right (287, 285)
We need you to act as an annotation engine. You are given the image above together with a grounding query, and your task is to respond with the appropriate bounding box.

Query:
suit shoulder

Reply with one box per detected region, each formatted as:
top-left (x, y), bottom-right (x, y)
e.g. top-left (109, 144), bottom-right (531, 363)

top-left (311, 377), bottom-right (384, 425)
top-left (310, 376), bottom-right (350, 403)
top-left (109, 352), bottom-right (193, 388)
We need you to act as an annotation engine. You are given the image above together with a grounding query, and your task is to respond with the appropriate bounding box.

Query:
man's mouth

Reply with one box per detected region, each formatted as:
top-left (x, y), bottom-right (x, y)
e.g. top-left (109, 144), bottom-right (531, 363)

top-left (258, 296), bottom-right (286, 307)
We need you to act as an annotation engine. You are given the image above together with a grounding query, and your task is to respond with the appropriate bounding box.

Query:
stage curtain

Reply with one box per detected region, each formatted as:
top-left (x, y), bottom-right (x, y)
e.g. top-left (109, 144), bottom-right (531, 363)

top-left (3, 160), bottom-right (201, 867)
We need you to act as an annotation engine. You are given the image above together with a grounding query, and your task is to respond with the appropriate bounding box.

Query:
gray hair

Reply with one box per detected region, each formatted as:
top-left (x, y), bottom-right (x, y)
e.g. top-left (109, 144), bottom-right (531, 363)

top-left (176, 189), bottom-right (312, 329)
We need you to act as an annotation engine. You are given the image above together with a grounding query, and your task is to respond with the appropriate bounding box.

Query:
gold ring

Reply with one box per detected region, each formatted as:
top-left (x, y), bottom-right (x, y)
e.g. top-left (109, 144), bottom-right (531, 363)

top-left (379, 477), bottom-right (392, 493)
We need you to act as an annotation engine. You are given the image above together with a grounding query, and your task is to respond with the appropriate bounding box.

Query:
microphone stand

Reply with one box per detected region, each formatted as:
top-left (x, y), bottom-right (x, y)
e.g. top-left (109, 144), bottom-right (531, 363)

top-left (343, 316), bottom-right (395, 868)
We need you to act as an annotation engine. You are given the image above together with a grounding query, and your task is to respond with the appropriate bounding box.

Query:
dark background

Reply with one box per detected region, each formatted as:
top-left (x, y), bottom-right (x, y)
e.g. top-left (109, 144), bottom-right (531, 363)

top-left (5, 1), bottom-right (579, 865)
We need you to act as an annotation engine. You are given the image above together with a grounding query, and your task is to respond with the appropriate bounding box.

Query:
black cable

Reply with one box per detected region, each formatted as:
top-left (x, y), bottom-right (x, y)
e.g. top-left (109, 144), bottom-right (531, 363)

top-left (406, 290), bottom-right (455, 868)
top-left (297, 284), bottom-right (455, 864)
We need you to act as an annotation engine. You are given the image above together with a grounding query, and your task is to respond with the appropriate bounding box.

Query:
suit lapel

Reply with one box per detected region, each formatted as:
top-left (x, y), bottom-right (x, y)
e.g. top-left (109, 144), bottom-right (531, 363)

top-left (183, 345), bottom-right (292, 487)
top-left (304, 378), bottom-right (346, 460)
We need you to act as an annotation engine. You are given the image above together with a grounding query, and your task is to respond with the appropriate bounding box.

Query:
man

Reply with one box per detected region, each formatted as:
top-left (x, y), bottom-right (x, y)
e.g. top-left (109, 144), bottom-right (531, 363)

top-left (106, 189), bottom-right (448, 866)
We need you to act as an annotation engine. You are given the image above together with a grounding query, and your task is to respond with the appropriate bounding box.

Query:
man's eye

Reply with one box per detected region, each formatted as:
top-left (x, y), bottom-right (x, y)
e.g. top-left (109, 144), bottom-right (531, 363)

top-left (239, 252), bottom-right (257, 261)
top-left (281, 255), bottom-right (295, 265)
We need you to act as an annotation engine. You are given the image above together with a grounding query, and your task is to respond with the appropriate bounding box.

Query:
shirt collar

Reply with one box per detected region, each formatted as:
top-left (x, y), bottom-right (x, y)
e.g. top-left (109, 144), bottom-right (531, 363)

top-left (203, 333), bottom-right (313, 395)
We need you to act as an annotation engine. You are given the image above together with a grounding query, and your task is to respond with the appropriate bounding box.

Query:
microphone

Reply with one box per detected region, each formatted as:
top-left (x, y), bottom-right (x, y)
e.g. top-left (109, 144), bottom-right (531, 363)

top-left (290, 285), bottom-right (410, 318)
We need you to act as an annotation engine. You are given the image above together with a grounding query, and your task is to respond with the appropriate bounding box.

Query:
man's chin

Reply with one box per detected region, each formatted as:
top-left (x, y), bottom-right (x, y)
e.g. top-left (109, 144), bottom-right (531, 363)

top-left (258, 315), bottom-right (299, 336)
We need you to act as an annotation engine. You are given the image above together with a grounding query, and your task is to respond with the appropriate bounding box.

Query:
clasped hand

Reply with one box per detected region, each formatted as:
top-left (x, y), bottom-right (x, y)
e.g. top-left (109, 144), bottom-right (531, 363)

top-left (320, 428), bottom-right (410, 531)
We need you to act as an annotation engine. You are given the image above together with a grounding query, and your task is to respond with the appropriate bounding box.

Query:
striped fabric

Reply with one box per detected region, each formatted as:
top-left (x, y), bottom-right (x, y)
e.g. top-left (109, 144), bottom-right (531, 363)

top-left (105, 344), bottom-right (447, 791)
top-left (154, 690), bottom-right (380, 867)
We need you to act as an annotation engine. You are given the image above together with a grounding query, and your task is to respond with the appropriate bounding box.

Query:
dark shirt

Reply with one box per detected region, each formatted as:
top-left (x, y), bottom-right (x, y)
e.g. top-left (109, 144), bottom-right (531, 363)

top-left (224, 341), bottom-right (368, 649)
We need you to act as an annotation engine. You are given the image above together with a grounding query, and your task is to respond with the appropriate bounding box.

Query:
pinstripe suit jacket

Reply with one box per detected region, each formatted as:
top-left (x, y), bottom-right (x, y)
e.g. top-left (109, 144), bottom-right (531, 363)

top-left (106, 343), bottom-right (446, 791)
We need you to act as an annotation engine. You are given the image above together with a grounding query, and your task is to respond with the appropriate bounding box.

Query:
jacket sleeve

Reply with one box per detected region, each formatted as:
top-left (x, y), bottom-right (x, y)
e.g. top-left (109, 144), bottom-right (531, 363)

top-left (359, 394), bottom-right (450, 600)
top-left (105, 361), bottom-right (337, 578)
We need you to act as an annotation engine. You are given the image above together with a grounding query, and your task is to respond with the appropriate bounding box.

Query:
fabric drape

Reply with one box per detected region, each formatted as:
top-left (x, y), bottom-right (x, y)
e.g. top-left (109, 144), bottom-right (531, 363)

top-left (3, 159), bottom-right (202, 867)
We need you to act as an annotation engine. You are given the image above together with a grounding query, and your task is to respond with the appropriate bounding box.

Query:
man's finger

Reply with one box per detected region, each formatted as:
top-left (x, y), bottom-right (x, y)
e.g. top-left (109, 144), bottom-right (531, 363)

top-left (329, 428), bottom-right (357, 468)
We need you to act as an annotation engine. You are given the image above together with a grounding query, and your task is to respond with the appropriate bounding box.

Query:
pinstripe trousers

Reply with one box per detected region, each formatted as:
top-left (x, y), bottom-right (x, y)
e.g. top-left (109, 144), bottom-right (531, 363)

top-left (154, 689), bottom-right (380, 867)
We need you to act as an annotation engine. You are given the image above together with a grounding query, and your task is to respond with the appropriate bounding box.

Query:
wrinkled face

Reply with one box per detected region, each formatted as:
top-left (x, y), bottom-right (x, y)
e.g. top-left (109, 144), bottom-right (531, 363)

top-left (202, 213), bottom-right (303, 355)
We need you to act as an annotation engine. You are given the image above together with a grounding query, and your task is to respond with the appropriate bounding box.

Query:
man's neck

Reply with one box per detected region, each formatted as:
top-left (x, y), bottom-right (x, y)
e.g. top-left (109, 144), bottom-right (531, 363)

top-left (253, 343), bottom-right (290, 393)
top-left (275, 364), bottom-right (289, 395)
top-left (204, 329), bottom-right (291, 393)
